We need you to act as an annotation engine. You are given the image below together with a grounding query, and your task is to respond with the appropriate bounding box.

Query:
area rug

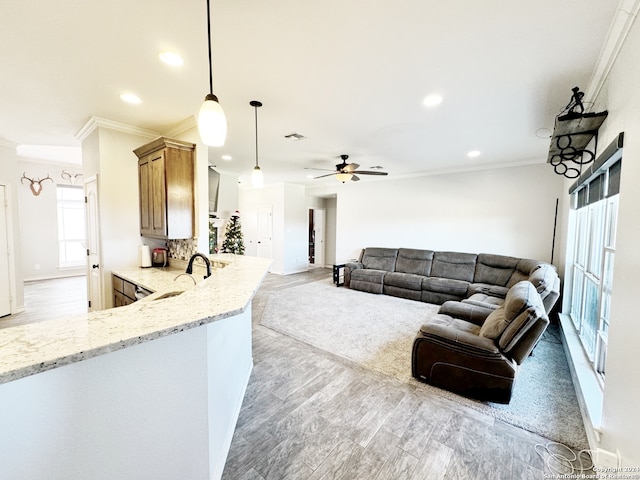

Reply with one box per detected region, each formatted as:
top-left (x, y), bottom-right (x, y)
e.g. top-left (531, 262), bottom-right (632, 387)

top-left (259, 278), bottom-right (588, 450)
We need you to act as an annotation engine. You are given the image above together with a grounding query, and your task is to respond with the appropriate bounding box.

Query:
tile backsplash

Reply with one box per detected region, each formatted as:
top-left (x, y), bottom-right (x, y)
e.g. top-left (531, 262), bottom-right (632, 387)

top-left (168, 238), bottom-right (198, 261)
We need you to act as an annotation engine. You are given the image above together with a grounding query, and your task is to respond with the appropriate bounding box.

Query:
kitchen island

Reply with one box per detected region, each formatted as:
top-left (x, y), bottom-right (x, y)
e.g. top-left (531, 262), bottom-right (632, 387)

top-left (0, 254), bottom-right (271, 480)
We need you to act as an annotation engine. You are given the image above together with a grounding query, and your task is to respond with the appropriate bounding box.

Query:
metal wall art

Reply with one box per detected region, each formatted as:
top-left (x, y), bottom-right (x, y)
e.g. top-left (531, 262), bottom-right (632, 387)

top-left (547, 87), bottom-right (608, 179)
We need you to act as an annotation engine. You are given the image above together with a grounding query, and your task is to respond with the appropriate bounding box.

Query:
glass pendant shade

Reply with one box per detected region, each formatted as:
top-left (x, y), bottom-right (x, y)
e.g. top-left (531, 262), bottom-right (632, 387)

top-left (198, 93), bottom-right (227, 147)
top-left (336, 173), bottom-right (352, 183)
top-left (251, 165), bottom-right (264, 189)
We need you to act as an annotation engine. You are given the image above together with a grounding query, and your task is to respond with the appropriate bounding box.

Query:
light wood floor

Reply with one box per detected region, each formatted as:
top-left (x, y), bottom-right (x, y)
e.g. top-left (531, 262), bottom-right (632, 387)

top-left (2, 270), bottom-right (577, 478)
top-left (224, 268), bottom-right (554, 480)
top-left (0, 275), bottom-right (87, 329)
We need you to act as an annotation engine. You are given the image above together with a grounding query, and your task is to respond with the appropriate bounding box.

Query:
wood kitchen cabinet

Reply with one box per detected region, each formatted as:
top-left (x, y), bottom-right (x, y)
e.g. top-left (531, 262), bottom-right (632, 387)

top-left (134, 137), bottom-right (195, 239)
top-left (113, 274), bottom-right (138, 306)
top-left (113, 274), bottom-right (152, 306)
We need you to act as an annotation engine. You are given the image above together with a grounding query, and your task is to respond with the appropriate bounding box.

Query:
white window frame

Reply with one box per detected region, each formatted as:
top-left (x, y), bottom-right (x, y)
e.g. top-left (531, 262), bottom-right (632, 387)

top-left (57, 185), bottom-right (86, 268)
top-left (566, 160), bottom-right (619, 387)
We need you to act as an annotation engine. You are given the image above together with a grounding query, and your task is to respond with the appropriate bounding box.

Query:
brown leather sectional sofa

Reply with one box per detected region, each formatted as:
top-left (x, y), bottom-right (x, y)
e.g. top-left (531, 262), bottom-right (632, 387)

top-left (344, 247), bottom-right (560, 403)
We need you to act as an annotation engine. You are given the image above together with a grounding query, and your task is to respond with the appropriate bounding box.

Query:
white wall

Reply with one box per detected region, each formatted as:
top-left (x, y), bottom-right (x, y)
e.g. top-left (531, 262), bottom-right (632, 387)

top-left (582, 9), bottom-right (640, 467)
top-left (82, 127), bottom-right (154, 308)
top-left (17, 160), bottom-right (83, 281)
top-left (324, 197), bottom-right (337, 266)
top-left (240, 183), bottom-right (308, 275)
top-left (320, 163), bottom-right (564, 265)
top-left (0, 141), bottom-right (24, 310)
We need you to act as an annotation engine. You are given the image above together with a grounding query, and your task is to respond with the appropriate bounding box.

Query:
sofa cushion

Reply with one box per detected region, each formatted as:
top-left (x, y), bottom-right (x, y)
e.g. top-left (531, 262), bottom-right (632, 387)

top-left (478, 281), bottom-right (545, 350)
top-left (479, 305), bottom-right (507, 339)
top-left (430, 252), bottom-right (477, 282)
top-left (361, 248), bottom-right (398, 272)
top-left (422, 277), bottom-right (470, 296)
top-left (506, 258), bottom-right (542, 287)
top-left (384, 272), bottom-right (424, 290)
top-left (420, 314), bottom-right (482, 337)
top-left (468, 283), bottom-right (510, 298)
top-left (395, 248), bottom-right (434, 276)
top-left (463, 293), bottom-right (504, 309)
top-left (351, 268), bottom-right (386, 283)
top-left (528, 264), bottom-right (558, 299)
top-left (350, 269), bottom-right (387, 294)
top-left (474, 254), bottom-right (519, 286)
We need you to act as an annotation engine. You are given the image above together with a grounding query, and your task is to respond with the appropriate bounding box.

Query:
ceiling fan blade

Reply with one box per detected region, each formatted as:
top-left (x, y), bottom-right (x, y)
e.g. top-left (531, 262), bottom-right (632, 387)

top-left (343, 163), bottom-right (360, 172)
top-left (304, 167), bottom-right (335, 172)
top-left (351, 174), bottom-right (361, 182)
top-left (351, 170), bottom-right (388, 176)
top-left (313, 173), bottom-right (336, 179)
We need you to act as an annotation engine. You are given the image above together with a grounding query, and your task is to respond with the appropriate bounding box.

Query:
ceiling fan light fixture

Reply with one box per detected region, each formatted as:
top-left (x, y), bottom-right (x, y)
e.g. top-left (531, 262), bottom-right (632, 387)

top-left (198, 0), bottom-right (227, 147)
top-left (336, 172), bottom-right (353, 183)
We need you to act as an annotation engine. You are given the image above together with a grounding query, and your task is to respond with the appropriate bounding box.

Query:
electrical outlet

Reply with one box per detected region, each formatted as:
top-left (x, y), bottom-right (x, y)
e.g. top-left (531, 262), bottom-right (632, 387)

top-left (34, 264), bottom-right (40, 270)
top-left (597, 448), bottom-right (620, 469)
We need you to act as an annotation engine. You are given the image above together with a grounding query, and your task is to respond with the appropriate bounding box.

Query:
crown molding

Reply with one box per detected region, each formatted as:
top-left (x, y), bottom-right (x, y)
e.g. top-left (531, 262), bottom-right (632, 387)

top-left (586, 0), bottom-right (640, 104)
top-left (75, 116), bottom-right (161, 142)
top-left (163, 115), bottom-right (197, 138)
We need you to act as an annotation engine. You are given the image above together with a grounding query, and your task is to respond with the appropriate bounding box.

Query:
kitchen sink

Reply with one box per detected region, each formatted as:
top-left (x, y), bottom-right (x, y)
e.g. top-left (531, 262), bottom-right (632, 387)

top-left (153, 290), bottom-right (184, 301)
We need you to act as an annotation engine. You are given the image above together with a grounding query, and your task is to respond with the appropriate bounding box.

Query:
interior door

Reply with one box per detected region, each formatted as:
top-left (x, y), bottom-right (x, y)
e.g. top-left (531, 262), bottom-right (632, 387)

top-left (257, 205), bottom-right (273, 259)
top-left (313, 209), bottom-right (326, 268)
top-left (0, 185), bottom-right (11, 316)
top-left (85, 176), bottom-right (103, 311)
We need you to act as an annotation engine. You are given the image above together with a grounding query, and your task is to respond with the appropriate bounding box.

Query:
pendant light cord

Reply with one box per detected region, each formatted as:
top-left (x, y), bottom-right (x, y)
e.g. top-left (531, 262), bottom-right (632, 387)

top-left (206, 0), bottom-right (213, 95)
top-left (254, 104), bottom-right (259, 168)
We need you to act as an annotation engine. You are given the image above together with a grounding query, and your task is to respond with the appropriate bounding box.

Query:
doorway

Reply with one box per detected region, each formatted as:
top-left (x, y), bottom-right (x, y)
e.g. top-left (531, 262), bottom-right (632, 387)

top-left (308, 208), bottom-right (325, 268)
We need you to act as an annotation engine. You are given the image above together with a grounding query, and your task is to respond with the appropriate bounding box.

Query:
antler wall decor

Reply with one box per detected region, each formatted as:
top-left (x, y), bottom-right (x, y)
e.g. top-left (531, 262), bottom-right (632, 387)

top-left (61, 170), bottom-right (83, 185)
top-left (21, 172), bottom-right (54, 196)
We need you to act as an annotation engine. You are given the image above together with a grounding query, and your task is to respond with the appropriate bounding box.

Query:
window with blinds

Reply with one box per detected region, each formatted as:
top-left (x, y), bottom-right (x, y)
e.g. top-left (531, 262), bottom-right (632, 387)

top-left (567, 143), bottom-right (621, 384)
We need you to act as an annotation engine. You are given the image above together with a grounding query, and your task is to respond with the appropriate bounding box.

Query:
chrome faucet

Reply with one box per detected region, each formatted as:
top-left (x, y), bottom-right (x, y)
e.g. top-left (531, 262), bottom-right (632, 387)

top-left (186, 253), bottom-right (212, 279)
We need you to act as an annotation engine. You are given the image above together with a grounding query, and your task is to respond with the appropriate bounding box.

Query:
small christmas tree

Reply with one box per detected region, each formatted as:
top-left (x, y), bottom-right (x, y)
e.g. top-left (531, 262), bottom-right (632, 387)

top-left (221, 211), bottom-right (245, 254)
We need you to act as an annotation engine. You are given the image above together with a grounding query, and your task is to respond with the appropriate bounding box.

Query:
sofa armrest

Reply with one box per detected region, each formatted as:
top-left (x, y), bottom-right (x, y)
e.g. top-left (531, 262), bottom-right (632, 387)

top-left (438, 301), bottom-right (494, 326)
top-left (468, 283), bottom-right (510, 299)
top-left (418, 322), bottom-right (501, 356)
top-left (344, 262), bottom-right (363, 287)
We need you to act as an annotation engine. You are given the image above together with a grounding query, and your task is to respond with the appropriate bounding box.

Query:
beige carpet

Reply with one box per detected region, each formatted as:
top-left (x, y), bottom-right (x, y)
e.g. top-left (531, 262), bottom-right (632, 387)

top-left (259, 277), bottom-right (588, 450)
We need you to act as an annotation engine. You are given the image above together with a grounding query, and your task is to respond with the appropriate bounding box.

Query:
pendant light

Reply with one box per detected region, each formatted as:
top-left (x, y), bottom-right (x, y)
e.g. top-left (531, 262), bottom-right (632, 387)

top-left (197, 0), bottom-right (227, 147)
top-left (250, 100), bottom-right (264, 189)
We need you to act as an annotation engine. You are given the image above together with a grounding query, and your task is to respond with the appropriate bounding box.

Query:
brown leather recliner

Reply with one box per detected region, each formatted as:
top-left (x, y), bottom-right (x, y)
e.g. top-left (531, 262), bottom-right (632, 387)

top-left (411, 281), bottom-right (549, 404)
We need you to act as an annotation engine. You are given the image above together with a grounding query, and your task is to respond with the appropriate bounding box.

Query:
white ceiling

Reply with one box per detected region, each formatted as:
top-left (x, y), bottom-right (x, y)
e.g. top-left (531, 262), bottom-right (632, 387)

top-left (0, 0), bottom-right (620, 185)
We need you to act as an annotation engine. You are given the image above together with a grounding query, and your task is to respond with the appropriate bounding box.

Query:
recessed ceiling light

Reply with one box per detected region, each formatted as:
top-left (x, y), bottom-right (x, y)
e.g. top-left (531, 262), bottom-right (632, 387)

top-left (467, 150), bottom-right (481, 158)
top-left (423, 94), bottom-right (443, 108)
top-left (221, 155), bottom-right (232, 161)
top-left (120, 93), bottom-right (141, 104)
top-left (159, 51), bottom-right (184, 66)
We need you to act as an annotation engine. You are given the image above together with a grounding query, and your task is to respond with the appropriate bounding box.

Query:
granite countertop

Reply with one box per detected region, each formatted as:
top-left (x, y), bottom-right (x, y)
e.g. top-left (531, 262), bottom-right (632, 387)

top-left (0, 254), bottom-right (272, 385)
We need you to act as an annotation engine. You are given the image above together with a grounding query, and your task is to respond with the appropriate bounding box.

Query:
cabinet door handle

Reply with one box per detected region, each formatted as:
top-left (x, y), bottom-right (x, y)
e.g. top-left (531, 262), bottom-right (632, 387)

top-left (92, 264), bottom-right (99, 269)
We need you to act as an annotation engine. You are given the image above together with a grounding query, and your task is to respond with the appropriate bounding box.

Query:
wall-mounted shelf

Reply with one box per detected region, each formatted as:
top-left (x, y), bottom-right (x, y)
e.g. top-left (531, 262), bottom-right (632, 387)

top-left (547, 110), bottom-right (608, 178)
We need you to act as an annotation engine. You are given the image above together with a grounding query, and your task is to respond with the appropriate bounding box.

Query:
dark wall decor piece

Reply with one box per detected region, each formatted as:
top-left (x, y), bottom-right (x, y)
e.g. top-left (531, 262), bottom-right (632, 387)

top-left (547, 87), bottom-right (608, 179)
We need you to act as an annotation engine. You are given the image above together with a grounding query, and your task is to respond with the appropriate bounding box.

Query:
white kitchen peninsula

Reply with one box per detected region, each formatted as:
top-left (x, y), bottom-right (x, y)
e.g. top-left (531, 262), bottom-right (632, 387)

top-left (0, 254), bottom-right (271, 480)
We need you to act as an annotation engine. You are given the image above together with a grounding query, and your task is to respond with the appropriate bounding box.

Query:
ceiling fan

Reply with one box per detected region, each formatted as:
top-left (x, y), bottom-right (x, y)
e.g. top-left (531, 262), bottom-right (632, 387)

top-left (305, 154), bottom-right (388, 183)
